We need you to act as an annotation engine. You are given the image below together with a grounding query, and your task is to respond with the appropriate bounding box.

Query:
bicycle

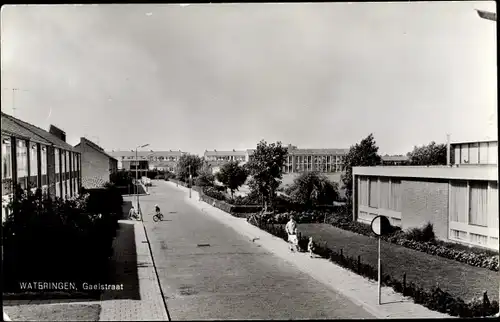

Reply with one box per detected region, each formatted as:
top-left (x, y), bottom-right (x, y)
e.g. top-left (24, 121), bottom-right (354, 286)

top-left (153, 212), bottom-right (164, 222)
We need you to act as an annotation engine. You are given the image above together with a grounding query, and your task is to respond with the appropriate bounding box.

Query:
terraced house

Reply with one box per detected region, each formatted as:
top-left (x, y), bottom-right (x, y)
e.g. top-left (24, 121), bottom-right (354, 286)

top-left (352, 139), bottom-right (499, 250)
top-left (281, 145), bottom-right (349, 173)
top-left (203, 149), bottom-right (248, 173)
top-left (107, 150), bottom-right (186, 173)
top-left (2, 112), bottom-right (81, 219)
top-left (75, 137), bottom-right (118, 189)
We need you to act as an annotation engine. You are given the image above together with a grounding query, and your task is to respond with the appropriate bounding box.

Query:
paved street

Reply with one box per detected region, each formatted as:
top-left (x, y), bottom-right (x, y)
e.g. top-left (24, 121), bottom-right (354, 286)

top-left (136, 181), bottom-right (374, 320)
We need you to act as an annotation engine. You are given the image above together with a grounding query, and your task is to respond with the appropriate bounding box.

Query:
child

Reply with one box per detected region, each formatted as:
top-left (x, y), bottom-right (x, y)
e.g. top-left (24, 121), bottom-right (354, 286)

top-left (307, 237), bottom-right (315, 258)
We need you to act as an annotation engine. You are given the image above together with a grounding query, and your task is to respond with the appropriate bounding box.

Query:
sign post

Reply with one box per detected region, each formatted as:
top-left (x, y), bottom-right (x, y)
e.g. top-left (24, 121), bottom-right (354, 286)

top-left (370, 215), bottom-right (391, 305)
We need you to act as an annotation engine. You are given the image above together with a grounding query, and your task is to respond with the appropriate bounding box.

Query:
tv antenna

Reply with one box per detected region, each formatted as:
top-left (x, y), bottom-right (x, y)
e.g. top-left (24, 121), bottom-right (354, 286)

top-left (2, 87), bottom-right (29, 117)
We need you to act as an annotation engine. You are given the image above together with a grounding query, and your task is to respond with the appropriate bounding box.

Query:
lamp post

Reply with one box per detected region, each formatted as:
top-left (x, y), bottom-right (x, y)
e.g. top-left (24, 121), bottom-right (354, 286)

top-left (476, 9), bottom-right (497, 21)
top-left (188, 165), bottom-right (192, 198)
top-left (136, 144), bottom-right (149, 217)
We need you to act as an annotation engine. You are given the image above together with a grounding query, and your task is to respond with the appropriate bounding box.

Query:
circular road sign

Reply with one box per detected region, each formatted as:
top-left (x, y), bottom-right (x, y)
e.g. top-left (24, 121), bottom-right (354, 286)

top-left (371, 215), bottom-right (391, 236)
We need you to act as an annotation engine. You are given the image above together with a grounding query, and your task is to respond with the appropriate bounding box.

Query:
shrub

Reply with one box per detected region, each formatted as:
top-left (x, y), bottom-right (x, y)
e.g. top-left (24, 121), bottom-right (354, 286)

top-left (287, 171), bottom-right (340, 206)
top-left (3, 185), bottom-right (119, 294)
top-left (195, 172), bottom-right (215, 187)
top-left (406, 222), bottom-right (436, 243)
top-left (202, 186), bottom-right (226, 201)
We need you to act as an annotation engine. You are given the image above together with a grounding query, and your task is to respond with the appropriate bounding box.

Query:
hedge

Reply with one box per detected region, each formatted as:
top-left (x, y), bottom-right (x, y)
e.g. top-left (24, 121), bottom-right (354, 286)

top-left (252, 221), bottom-right (499, 318)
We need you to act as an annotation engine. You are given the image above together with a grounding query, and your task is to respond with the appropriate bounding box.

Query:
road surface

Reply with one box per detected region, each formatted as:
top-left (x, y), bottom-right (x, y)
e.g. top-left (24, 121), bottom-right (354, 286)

top-left (137, 181), bottom-right (373, 320)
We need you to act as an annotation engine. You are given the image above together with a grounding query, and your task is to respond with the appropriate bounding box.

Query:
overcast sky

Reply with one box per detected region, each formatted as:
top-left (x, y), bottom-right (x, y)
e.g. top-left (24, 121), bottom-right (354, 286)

top-left (1, 2), bottom-right (497, 156)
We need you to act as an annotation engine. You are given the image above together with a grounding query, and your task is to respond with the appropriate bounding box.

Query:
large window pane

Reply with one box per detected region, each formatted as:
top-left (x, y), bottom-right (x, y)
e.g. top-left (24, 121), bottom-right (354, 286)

top-left (488, 142), bottom-right (497, 164)
top-left (450, 181), bottom-right (468, 223)
top-left (29, 142), bottom-right (38, 188)
top-left (489, 182), bottom-right (498, 229)
top-left (390, 179), bottom-right (402, 211)
top-left (17, 140), bottom-right (28, 190)
top-left (359, 177), bottom-right (369, 206)
top-left (479, 143), bottom-right (488, 164)
top-left (368, 177), bottom-right (378, 208)
top-left (41, 146), bottom-right (47, 186)
top-left (469, 143), bottom-right (479, 164)
top-left (461, 144), bottom-right (469, 164)
top-left (454, 146), bottom-right (461, 164)
top-left (469, 181), bottom-right (488, 227)
top-left (379, 178), bottom-right (390, 209)
top-left (2, 136), bottom-right (13, 195)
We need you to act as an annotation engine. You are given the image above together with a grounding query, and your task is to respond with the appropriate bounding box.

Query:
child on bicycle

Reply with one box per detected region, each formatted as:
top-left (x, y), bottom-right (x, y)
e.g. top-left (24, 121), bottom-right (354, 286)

top-left (155, 204), bottom-right (161, 215)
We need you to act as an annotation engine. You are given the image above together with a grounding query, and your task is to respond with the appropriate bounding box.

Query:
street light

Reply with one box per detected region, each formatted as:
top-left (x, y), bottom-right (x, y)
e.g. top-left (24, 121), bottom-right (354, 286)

top-left (188, 164), bottom-right (192, 198)
top-left (136, 143), bottom-right (149, 217)
top-left (476, 9), bottom-right (497, 21)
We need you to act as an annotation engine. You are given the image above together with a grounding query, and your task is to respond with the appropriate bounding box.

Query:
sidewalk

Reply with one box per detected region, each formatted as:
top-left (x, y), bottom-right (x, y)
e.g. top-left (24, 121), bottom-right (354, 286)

top-left (168, 182), bottom-right (451, 319)
top-left (99, 220), bottom-right (168, 321)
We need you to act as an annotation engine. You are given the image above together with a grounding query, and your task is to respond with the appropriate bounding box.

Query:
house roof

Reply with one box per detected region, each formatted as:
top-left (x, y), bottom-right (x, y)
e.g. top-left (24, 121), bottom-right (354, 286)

top-left (450, 139), bottom-right (498, 146)
top-left (288, 148), bottom-right (349, 155)
top-left (204, 150), bottom-right (247, 156)
top-left (76, 137), bottom-right (117, 161)
top-left (1, 112), bottom-right (78, 152)
top-left (381, 155), bottom-right (409, 162)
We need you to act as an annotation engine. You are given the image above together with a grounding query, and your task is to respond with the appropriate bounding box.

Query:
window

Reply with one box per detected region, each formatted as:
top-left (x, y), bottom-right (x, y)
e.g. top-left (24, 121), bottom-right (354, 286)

top-left (489, 182), bottom-right (498, 229)
top-left (461, 144), bottom-right (469, 163)
top-left (454, 146), bottom-right (461, 164)
top-left (389, 179), bottom-right (402, 212)
top-left (469, 182), bottom-right (488, 227)
top-left (478, 143), bottom-right (488, 164)
top-left (487, 142), bottom-right (497, 164)
top-left (29, 142), bottom-right (38, 188)
top-left (379, 178), bottom-right (390, 209)
top-left (359, 177), bottom-right (369, 206)
top-left (41, 146), bottom-right (47, 185)
top-left (470, 233), bottom-right (488, 245)
top-left (17, 140), bottom-right (28, 190)
top-left (451, 229), bottom-right (467, 240)
top-left (55, 148), bottom-right (60, 177)
top-left (469, 143), bottom-right (479, 164)
top-left (2, 136), bottom-right (12, 195)
top-left (368, 177), bottom-right (378, 208)
top-left (450, 181), bottom-right (468, 223)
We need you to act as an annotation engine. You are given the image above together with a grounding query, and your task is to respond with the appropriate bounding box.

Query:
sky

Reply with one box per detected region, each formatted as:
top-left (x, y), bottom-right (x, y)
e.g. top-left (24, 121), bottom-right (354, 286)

top-left (1, 2), bottom-right (497, 156)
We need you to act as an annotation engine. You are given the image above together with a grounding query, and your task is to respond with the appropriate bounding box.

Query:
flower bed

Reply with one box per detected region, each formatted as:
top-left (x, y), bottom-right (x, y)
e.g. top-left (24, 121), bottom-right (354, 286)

top-left (250, 220), bottom-right (499, 318)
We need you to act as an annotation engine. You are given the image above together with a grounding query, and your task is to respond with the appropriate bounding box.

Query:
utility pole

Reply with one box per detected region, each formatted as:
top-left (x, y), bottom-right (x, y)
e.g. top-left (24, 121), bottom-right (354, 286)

top-left (2, 87), bottom-right (29, 117)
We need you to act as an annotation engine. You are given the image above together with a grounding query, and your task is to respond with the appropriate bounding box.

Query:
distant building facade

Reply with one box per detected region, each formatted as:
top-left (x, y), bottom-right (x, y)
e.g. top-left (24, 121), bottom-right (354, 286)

top-left (75, 137), bottom-right (118, 189)
top-left (381, 155), bottom-right (409, 166)
top-left (107, 150), bottom-right (187, 173)
top-left (203, 144), bottom-right (348, 174)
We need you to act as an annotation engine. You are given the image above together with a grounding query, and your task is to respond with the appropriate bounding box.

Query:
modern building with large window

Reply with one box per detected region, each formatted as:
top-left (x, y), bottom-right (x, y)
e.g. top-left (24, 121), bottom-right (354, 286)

top-left (2, 112), bottom-right (82, 219)
top-left (107, 150), bottom-right (186, 173)
top-left (75, 137), bottom-right (118, 189)
top-left (352, 139), bottom-right (499, 250)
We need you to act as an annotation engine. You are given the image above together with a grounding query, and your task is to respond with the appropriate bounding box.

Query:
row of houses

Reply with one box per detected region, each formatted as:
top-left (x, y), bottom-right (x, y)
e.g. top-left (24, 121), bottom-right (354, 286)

top-left (1, 112), bottom-right (120, 219)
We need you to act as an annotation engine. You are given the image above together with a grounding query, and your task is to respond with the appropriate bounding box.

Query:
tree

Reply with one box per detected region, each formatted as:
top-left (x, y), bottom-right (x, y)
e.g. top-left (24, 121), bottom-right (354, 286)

top-left (288, 171), bottom-right (339, 207)
top-left (407, 141), bottom-right (447, 165)
top-left (215, 161), bottom-right (248, 199)
top-left (176, 154), bottom-right (203, 183)
top-left (341, 134), bottom-right (382, 204)
top-left (195, 170), bottom-right (215, 187)
top-left (245, 140), bottom-right (289, 209)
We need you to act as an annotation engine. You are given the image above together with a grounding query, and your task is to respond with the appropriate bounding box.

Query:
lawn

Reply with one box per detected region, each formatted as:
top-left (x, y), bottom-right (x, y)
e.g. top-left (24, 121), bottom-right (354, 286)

top-left (4, 304), bottom-right (101, 321)
top-left (293, 223), bottom-right (498, 303)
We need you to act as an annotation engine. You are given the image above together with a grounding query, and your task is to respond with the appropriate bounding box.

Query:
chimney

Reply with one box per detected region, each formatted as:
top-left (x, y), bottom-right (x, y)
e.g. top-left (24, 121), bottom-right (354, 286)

top-left (446, 134), bottom-right (451, 166)
top-left (49, 125), bottom-right (66, 142)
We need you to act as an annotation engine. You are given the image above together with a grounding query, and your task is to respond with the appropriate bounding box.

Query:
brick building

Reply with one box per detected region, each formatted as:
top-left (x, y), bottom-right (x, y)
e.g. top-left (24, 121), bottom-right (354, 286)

top-left (352, 141), bottom-right (499, 250)
top-left (75, 137), bottom-right (118, 189)
top-left (2, 112), bottom-right (81, 219)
